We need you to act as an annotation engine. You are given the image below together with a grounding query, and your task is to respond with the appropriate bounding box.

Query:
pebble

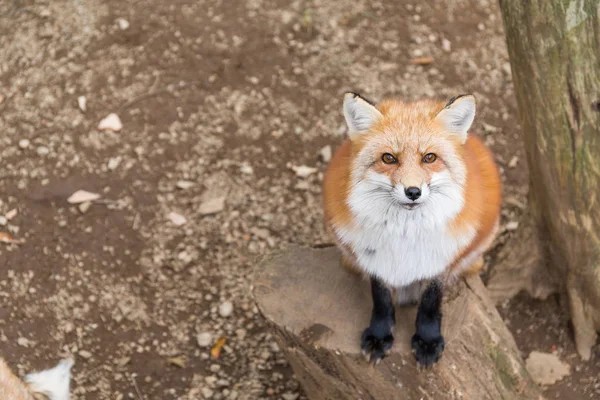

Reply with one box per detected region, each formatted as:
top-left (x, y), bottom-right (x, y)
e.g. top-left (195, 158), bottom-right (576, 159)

top-left (17, 337), bottom-right (30, 347)
top-left (167, 212), bottom-right (187, 226)
top-left (78, 95), bottom-right (87, 112)
top-left (116, 18), bottom-right (130, 30)
top-left (282, 394), bottom-right (299, 400)
top-left (219, 300), bottom-right (233, 317)
top-left (67, 190), bottom-right (101, 204)
top-left (98, 113), bottom-right (123, 132)
top-left (18, 139), bottom-right (30, 149)
top-left (319, 145), bottom-right (332, 163)
top-left (108, 156), bottom-right (122, 170)
top-left (442, 38), bottom-right (452, 52)
top-left (291, 165), bottom-right (318, 178)
top-left (0, 216), bottom-right (6, 226)
top-left (201, 387), bottom-right (214, 399)
top-left (79, 350), bottom-right (93, 359)
top-left (78, 201), bottom-right (92, 214)
top-left (176, 180), bottom-right (195, 190)
top-left (240, 164), bottom-right (254, 175)
top-left (526, 351), bottom-right (570, 385)
top-left (37, 146), bottom-right (49, 156)
top-left (199, 197), bottom-right (225, 216)
top-left (197, 332), bottom-right (212, 347)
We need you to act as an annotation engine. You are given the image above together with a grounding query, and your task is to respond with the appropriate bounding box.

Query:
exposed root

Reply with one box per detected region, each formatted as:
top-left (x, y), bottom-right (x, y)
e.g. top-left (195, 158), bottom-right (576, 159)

top-left (486, 211), bottom-right (555, 304)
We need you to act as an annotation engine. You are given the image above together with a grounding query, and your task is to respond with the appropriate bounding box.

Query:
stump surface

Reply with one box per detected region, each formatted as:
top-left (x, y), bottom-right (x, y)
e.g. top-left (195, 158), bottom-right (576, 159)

top-left (252, 246), bottom-right (542, 400)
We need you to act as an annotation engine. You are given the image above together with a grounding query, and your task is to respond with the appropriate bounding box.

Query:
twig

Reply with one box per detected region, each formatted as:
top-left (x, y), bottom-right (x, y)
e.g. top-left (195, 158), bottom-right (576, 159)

top-left (130, 374), bottom-right (144, 400)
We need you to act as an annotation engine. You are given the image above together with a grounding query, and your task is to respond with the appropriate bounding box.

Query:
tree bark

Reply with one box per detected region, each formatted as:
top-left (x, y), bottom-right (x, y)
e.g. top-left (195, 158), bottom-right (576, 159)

top-left (497, 0), bottom-right (600, 359)
top-left (252, 246), bottom-right (542, 400)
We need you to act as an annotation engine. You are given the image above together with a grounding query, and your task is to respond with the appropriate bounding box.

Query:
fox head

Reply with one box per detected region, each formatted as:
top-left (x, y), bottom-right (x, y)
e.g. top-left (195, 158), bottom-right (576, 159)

top-left (343, 92), bottom-right (475, 224)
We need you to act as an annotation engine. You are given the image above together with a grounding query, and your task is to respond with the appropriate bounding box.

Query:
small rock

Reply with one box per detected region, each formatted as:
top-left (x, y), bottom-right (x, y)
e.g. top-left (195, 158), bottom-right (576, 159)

top-left (176, 180), bottom-right (195, 190)
top-left (442, 38), bottom-right (452, 52)
top-left (116, 18), bottom-right (130, 30)
top-left (508, 156), bottom-right (519, 168)
top-left (219, 300), bottom-right (233, 317)
top-left (240, 164), bottom-right (254, 175)
top-left (199, 197), bottom-right (225, 216)
top-left (37, 146), bottom-right (49, 156)
top-left (201, 388), bottom-right (214, 399)
top-left (108, 156), bottom-right (122, 170)
top-left (0, 216), bottom-right (6, 226)
top-left (197, 332), bottom-right (212, 348)
top-left (78, 350), bottom-right (93, 359)
top-left (17, 337), bottom-right (30, 347)
top-left (78, 95), bottom-right (87, 112)
top-left (319, 145), bottom-right (332, 163)
top-left (505, 221), bottom-right (519, 231)
top-left (67, 190), bottom-right (101, 204)
top-left (525, 351), bottom-right (570, 385)
top-left (291, 165), bottom-right (318, 178)
top-left (18, 139), bottom-right (30, 149)
top-left (78, 201), bottom-right (92, 214)
top-left (282, 393), bottom-right (299, 400)
top-left (482, 122), bottom-right (499, 133)
top-left (98, 113), bottom-right (123, 132)
top-left (167, 212), bottom-right (187, 226)
top-left (503, 62), bottom-right (512, 76)
top-left (5, 209), bottom-right (18, 220)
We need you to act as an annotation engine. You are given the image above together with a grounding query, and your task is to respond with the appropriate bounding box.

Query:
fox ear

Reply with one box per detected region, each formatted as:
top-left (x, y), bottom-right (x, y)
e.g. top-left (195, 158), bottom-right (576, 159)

top-left (435, 94), bottom-right (476, 143)
top-left (343, 92), bottom-right (382, 138)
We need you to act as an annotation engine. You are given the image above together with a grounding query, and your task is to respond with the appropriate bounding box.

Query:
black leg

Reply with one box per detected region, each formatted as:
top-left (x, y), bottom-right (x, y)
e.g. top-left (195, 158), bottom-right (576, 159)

top-left (361, 276), bottom-right (395, 363)
top-left (411, 279), bottom-right (445, 367)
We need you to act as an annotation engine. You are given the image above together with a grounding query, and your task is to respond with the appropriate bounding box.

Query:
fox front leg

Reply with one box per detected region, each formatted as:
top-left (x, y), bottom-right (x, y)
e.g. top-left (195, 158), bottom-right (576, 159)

top-left (411, 279), bottom-right (445, 367)
top-left (361, 276), bottom-right (395, 364)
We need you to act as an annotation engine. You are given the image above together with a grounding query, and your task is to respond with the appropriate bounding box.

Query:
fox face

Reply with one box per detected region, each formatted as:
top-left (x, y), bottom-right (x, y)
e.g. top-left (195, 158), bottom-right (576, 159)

top-left (343, 93), bottom-right (475, 224)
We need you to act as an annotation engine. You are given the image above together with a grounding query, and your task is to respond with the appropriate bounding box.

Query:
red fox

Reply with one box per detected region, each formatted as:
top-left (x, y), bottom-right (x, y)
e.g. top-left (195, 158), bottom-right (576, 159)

top-left (323, 92), bottom-right (502, 366)
top-left (0, 357), bottom-right (72, 400)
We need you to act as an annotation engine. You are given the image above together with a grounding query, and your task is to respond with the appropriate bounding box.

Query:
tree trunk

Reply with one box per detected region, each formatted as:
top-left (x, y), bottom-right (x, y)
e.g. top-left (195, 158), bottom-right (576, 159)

top-left (252, 246), bottom-right (542, 400)
top-left (495, 0), bottom-right (600, 359)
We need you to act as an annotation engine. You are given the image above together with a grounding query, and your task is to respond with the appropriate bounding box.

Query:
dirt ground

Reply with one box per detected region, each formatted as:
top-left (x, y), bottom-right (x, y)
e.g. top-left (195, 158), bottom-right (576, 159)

top-left (0, 0), bottom-right (598, 399)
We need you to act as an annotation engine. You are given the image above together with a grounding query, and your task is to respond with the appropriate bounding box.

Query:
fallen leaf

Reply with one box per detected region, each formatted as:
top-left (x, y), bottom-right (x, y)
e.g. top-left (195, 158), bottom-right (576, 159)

top-left (98, 113), bottom-right (123, 132)
top-left (167, 211), bottom-right (187, 226)
top-left (211, 337), bottom-right (226, 359)
top-left (0, 232), bottom-right (24, 245)
top-left (409, 56), bottom-right (434, 65)
top-left (167, 356), bottom-right (186, 368)
top-left (67, 190), bottom-right (101, 204)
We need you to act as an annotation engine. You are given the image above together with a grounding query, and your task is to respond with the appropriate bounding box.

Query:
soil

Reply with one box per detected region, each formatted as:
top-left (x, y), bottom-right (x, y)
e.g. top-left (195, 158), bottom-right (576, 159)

top-left (0, 0), bottom-right (597, 399)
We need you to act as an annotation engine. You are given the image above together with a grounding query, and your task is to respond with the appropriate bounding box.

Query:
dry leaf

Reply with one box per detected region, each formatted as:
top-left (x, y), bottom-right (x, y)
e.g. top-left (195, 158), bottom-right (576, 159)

top-left (0, 232), bottom-right (24, 245)
top-left (167, 356), bottom-right (186, 368)
top-left (211, 337), bottom-right (226, 359)
top-left (409, 57), bottom-right (434, 65)
top-left (67, 190), bottom-right (101, 204)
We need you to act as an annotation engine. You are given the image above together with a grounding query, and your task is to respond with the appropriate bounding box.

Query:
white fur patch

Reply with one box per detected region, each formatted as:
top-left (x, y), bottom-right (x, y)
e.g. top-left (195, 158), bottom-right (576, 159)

top-left (24, 359), bottom-right (73, 400)
top-left (337, 170), bottom-right (474, 289)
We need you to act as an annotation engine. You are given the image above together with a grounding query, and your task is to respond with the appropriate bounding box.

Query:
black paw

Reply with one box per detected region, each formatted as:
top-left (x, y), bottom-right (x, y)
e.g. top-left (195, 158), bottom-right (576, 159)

top-left (361, 326), bottom-right (394, 364)
top-left (411, 333), bottom-right (445, 367)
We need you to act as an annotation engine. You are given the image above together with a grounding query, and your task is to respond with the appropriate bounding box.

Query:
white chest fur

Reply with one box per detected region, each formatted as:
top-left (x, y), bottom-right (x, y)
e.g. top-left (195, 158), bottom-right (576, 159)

top-left (337, 171), bottom-right (474, 289)
top-left (336, 215), bottom-right (474, 288)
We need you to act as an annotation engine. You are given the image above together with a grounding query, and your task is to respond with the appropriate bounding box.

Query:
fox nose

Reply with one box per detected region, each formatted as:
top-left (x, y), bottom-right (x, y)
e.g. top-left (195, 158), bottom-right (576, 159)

top-left (405, 187), bottom-right (421, 201)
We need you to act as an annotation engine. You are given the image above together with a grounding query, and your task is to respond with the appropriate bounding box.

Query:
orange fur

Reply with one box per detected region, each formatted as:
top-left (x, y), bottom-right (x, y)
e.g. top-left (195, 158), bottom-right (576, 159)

top-left (323, 96), bottom-right (501, 278)
top-left (0, 359), bottom-right (36, 400)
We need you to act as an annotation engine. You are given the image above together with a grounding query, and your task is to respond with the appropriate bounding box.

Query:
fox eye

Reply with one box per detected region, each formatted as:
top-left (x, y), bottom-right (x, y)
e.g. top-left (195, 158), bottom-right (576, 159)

top-left (382, 153), bottom-right (397, 164)
top-left (423, 153), bottom-right (437, 163)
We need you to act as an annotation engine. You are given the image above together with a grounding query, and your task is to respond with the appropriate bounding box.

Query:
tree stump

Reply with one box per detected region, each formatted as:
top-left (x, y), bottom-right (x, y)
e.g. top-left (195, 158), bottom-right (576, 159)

top-left (252, 246), bottom-right (542, 400)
